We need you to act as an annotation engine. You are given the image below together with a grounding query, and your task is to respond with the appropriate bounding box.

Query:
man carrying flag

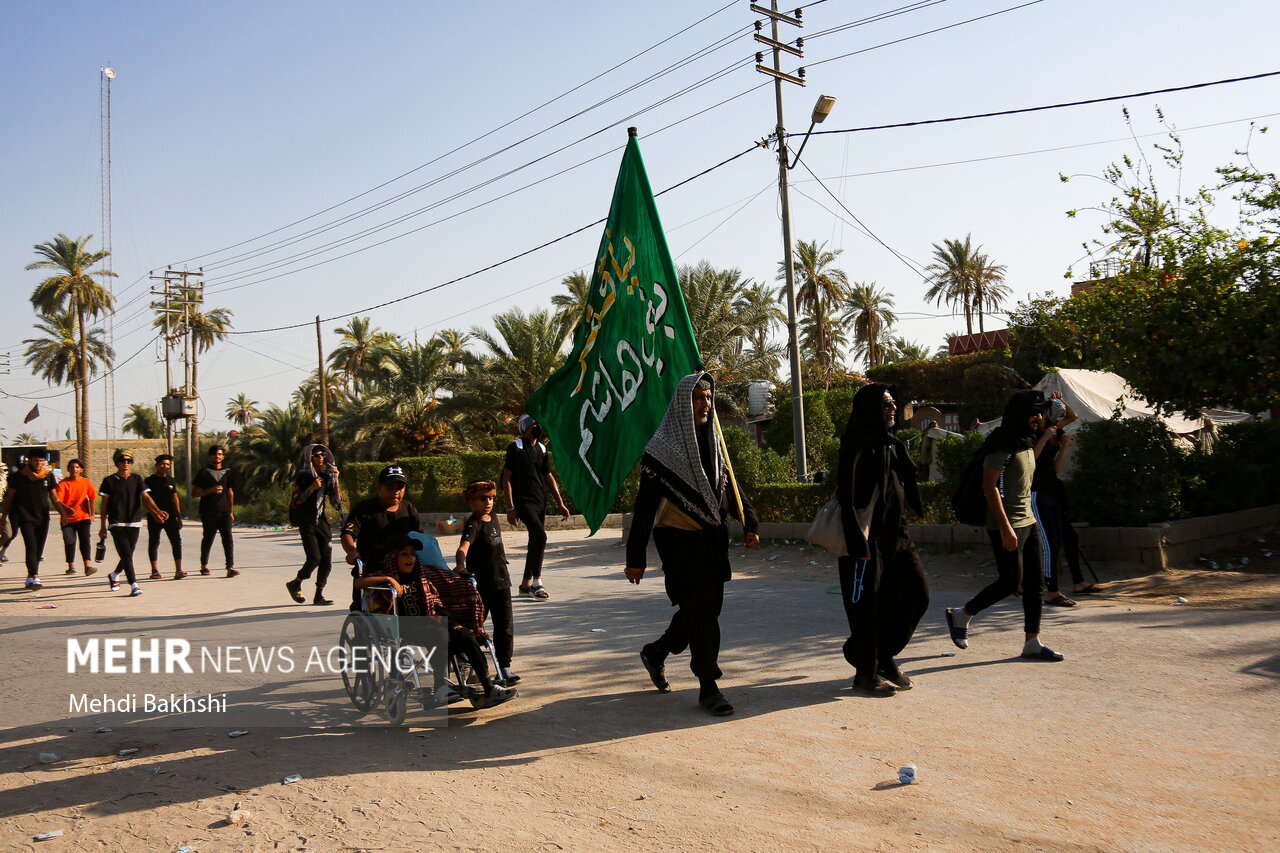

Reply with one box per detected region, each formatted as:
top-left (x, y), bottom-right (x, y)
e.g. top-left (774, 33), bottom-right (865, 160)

top-left (625, 373), bottom-right (759, 716)
top-left (525, 127), bottom-right (701, 533)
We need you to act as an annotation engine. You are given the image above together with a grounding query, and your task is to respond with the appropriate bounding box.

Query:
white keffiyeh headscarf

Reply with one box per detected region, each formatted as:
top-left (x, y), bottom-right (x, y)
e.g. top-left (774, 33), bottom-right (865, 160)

top-left (641, 372), bottom-right (726, 526)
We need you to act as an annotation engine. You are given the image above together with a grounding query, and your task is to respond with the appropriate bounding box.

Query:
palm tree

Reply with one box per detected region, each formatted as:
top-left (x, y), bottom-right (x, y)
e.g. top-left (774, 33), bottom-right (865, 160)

top-left (23, 311), bottom-right (114, 413)
top-left (458, 308), bottom-right (570, 417)
top-left (734, 282), bottom-right (786, 353)
top-left (884, 336), bottom-right (932, 363)
top-left (328, 316), bottom-right (398, 391)
top-left (680, 262), bottom-right (783, 417)
top-left (235, 402), bottom-right (315, 493)
top-left (15, 432), bottom-right (39, 446)
top-left (122, 403), bottom-right (163, 439)
top-left (778, 239), bottom-right (851, 369)
top-left (970, 251), bottom-right (1011, 333)
top-left (26, 234), bottom-right (116, 462)
top-left (225, 393), bottom-right (260, 429)
top-left (924, 234), bottom-right (1009, 335)
top-left (550, 270), bottom-right (591, 338)
top-left (844, 283), bottom-right (897, 370)
top-left (345, 338), bottom-right (455, 458)
top-left (434, 329), bottom-right (472, 373)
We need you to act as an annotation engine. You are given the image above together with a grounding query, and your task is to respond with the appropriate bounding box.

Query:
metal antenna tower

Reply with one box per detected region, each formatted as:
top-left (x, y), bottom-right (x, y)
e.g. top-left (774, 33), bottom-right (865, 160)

top-left (101, 65), bottom-right (116, 443)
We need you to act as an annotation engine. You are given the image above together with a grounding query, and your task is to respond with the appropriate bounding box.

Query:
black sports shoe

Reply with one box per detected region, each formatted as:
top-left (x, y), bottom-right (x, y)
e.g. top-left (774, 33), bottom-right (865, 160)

top-left (312, 592), bottom-right (333, 606)
top-left (285, 579), bottom-right (305, 603)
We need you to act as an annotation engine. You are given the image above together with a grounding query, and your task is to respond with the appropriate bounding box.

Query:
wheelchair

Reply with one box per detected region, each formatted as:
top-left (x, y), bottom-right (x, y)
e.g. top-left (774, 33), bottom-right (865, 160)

top-left (338, 575), bottom-right (506, 725)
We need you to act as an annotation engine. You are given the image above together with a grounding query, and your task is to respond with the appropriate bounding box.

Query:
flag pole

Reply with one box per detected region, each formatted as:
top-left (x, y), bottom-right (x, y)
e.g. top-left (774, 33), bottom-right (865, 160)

top-left (711, 408), bottom-right (744, 527)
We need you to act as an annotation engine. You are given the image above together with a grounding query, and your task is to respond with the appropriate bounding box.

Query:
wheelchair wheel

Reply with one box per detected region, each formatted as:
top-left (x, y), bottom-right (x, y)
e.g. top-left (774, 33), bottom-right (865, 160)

top-left (339, 612), bottom-right (384, 713)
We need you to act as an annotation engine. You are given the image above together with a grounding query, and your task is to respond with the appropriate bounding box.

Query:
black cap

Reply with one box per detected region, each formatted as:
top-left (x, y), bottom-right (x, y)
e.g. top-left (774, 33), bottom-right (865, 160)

top-left (377, 465), bottom-right (408, 485)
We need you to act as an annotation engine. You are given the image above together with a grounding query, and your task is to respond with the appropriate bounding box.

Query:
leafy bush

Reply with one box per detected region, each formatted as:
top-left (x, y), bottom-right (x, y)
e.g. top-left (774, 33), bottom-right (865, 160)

top-left (1068, 417), bottom-right (1186, 526)
top-left (235, 484), bottom-right (292, 526)
top-left (750, 483), bottom-right (829, 524)
top-left (722, 427), bottom-right (792, 496)
top-left (1182, 420), bottom-right (1280, 516)
top-left (934, 431), bottom-right (985, 492)
top-left (916, 480), bottom-right (954, 524)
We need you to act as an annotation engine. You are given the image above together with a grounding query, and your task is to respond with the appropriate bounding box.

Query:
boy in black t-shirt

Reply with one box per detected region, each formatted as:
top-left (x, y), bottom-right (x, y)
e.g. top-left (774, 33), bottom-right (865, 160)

top-left (456, 480), bottom-right (518, 685)
top-left (145, 454), bottom-right (185, 579)
top-left (191, 445), bottom-right (238, 577)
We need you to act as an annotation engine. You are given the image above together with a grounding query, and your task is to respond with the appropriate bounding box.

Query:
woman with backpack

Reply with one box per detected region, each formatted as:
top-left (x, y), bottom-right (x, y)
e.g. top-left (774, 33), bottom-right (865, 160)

top-left (835, 383), bottom-right (929, 696)
top-left (285, 444), bottom-right (343, 606)
top-left (946, 390), bottom-right (1065, 662)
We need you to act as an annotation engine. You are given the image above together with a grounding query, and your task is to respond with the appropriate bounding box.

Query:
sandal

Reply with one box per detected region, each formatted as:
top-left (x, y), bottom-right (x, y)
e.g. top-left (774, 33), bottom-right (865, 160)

top-left (530, 584), bottom-right (549, 600)
top-left (1045, 594), bottom-right (1077, 607)
top-left (1073, 584), bottom-right (1106, 595)
top-left (699, 691), bottom-right (734, 716)
top-left (1021, 645), bottom-right (1065, 662)
top-left (944, 608), bottom-right (968, 649)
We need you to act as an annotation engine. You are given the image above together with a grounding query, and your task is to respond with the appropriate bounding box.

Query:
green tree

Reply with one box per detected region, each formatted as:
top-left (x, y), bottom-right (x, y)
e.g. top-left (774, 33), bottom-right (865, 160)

top-left (23, 311), bottom-right (113, 417)
top-left (122, 403), bottom-right (163, 439)
top-left (327, 316), bottom-right (398, 391)
top-left (844, 283), bottom-right (896, 370)
top-left (779, 239), bottom-right (850, 370)
top-left (923, 235), bottom-right (1007, 334)
top-left (1063, 130), bottom-right (1280, 414)
top-left (225, 393), bottom-right (260, 429)
top-left (25, 233), bottom-right (116, 462)
top-left (550, 270), bottom-right (591, 337)
top-left (680, 261), bottom-right (783, 416)
top-left (883, 336), bottom-right (931, 364)
top-left (15, 432), bottom-right (39, 445)
top-left (234, 402), bottom-right (315, 494)
top-left (450, 308), bottom-right (569, 429)
top-left (347, 337), bottom-right (455, 458)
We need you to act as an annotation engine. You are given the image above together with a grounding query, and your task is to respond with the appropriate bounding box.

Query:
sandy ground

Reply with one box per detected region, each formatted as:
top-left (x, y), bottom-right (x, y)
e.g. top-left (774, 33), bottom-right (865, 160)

top-left (1, 523), bottom-right (1277, 852)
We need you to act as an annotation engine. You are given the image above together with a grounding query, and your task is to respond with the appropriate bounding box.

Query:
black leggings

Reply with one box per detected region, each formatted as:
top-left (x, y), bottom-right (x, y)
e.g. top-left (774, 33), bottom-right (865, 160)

top-left (1032, 490), bottom-right (1084, 593)
top-left (514, 503), bottom-right (547, 582)
top-left (965, 525), bottom-right (1044, 635)
top-left (109, 527), bottom-right (141, 585)
top-left (19, 517), bottom-right (50, 577)
top-left (295, 522), bottom-right (332, 590)
top-left (147, 518), bottom-right (183, 562)
top-left (200, 513), bottom-right (234, 568)
top-left (63, 519), bottom-right (92, 564)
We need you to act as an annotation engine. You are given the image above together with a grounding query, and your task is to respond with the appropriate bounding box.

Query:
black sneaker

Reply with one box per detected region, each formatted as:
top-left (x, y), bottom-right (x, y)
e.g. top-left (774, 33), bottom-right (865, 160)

top-left (640, 645), bottom-right (671, 693)
top-left (312, 593), bottom-right (334, 606)
top-left (285, 579), bottom-right (305, 603)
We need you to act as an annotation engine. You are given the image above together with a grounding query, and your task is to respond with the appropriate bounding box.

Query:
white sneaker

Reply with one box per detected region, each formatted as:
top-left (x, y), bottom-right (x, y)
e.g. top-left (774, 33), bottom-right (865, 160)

top-left (129, 585), bottom-right (143, 597)
top-left (108, 572), bottom-right (121, 592)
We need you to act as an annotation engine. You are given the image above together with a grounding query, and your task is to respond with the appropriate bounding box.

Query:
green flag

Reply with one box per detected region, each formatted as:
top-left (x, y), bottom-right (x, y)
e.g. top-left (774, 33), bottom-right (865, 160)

top-left (526, 131), bottom-right (701, 533)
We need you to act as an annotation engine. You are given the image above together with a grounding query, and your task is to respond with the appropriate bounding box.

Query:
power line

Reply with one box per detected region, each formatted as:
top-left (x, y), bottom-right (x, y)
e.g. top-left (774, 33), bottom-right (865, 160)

top-left (801, 70), bottom-right (1280, 138)
top-left (227, 144), bottom-right (762, 335)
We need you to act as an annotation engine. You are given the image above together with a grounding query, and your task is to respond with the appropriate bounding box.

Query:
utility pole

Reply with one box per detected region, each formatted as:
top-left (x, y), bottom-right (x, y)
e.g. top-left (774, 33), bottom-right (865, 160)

top-left (754, 1), bottom-right (808, 481)
top-left (315, 315), bottom-right (330, 446)
top-left (154, 268), bottom-right (204, 509)
top-left (151, 271), bottom-right (178, 457)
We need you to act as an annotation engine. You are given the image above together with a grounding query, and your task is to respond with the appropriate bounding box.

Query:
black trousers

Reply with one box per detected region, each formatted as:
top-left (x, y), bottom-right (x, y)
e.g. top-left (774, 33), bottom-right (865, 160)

top-left (649, 527), bottom-right (729, 683)
top-left (19, 516), bottom-right (50, 577)
top-left (109, 527), bottom-right (141, 585)
top-left (966, 525), bottom-right (1044, 634)
top-left (477, 583), bottom-right (514, 668)
top-left (147, 517), bottom-right (183, 563)
top-left (295, 522), bottom-right (332, 591)
top-left (402, 618), bottom-right (490, 690)
top-left (63, 519), bottom-right (93, 564)
top-left (514, 502), bottom-right (547, 581)
top-left (200, 512), bottom-right (234, 568)
top-left (837, 535), bottom-right (929, 677)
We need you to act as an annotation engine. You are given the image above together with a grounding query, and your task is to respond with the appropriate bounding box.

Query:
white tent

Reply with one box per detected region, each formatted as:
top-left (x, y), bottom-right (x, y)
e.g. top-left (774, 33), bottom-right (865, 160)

top-left (977, 369), bottom-right (1255, 474)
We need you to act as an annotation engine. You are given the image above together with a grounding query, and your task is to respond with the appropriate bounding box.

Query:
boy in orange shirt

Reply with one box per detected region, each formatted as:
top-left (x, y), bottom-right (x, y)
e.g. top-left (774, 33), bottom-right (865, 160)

top-left (53, 459), bottom-right (98, 575)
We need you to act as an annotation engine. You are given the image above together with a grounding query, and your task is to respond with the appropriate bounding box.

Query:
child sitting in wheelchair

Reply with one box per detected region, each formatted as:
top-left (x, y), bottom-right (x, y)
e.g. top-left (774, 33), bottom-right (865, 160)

top-left (355, 533), bottom-right (517, 709)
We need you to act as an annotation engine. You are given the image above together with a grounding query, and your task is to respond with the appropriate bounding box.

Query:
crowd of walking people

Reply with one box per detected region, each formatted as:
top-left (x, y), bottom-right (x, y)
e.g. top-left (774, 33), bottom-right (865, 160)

top-left (2, 375), bottom-right (1092, 716)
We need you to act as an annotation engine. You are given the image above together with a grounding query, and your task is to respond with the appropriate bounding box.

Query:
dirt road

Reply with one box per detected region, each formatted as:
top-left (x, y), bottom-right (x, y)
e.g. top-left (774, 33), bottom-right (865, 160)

top-left (1, 527), bottom-right (1276, 852)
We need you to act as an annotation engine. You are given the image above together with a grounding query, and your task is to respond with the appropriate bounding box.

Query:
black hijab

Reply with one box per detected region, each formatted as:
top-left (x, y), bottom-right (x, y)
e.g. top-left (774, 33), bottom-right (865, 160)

top-left (837, 384), bottom-right (922, 554)
top-left (984, 390), bottom-right (1049, 454)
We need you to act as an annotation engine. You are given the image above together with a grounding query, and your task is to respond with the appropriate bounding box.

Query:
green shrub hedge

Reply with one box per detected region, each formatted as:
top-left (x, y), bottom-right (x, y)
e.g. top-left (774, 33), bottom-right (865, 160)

top-left (1067, 417), bottom-right (1185, 526)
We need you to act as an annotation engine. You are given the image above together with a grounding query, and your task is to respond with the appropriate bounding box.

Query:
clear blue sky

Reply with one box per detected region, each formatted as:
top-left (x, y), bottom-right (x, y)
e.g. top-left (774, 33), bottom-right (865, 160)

top-left (3, 0), bottom-right (1278, 442)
